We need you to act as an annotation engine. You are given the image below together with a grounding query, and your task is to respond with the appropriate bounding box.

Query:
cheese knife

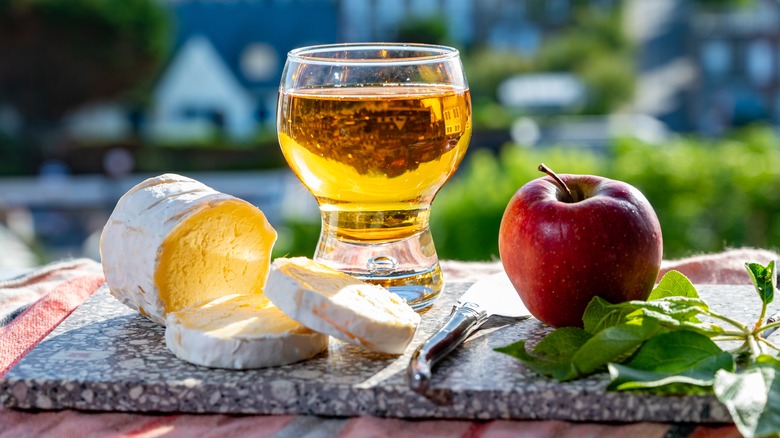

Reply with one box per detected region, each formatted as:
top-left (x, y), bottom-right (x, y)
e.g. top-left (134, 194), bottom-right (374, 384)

top-left (408, 271), bottom-right (531, 394)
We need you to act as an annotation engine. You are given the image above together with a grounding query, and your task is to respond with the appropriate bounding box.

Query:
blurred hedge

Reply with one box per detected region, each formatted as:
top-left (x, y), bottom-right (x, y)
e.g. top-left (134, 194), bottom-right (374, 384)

top-left (276, 127), bottom-right (780, 261)
top-left (431, 127), bottom-right (780, 261)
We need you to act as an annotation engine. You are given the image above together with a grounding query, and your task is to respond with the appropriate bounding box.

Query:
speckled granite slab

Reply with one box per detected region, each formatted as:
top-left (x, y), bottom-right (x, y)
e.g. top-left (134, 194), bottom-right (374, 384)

top-left (0, 282), bottom-right (770, 422)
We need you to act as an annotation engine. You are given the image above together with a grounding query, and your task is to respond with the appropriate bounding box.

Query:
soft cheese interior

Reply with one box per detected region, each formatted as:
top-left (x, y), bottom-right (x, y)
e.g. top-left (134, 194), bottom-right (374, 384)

top-left (155, 199), bottom-right (274, 313)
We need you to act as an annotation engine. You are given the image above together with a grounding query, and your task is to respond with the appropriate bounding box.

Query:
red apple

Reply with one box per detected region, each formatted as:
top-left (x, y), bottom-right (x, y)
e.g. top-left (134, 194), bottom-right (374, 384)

top-left (498, 164), bottom-right (663, 328)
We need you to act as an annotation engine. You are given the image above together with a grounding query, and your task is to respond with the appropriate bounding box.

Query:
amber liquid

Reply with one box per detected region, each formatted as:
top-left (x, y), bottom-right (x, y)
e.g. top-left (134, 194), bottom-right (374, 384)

top-left (277, 84), bottom-right (471, 309)
top-left (278, 85), bottom-right (472, 242)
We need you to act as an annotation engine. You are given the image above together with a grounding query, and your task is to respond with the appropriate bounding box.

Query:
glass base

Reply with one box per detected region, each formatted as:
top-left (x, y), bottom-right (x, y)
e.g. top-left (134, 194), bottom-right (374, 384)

top-left (313, 222), bottom-right (443, 312)
top-left (353, 264), bottom-right (443, 312)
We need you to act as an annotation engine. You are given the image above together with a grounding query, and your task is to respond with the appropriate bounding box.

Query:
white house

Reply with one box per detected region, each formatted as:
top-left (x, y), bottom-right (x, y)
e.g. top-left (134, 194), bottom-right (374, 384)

top-left (147, 35), bottom-right (257, 142)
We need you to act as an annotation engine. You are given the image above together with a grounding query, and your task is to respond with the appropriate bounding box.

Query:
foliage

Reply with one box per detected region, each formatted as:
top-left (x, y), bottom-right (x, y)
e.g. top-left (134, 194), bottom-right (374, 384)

top-left (498, 262), bottom-right (780, 438)
top-left (430, 127), bottom-right (780, 261)
top-left (471, 101), bottom-right (522, 130)
top-left (0, 132), bottom-right (39, 175)
top-left (272, 219), bottom-right (319, 260)
top-left (0, 0), bottom-right (170, 124)
top-left (609, 127), bottom-right (780, 258)
top-left (396, 16), bottom-right (449, 46)
top-left (575, 51), bottom-right (635, 115)
top-left (535, 7), bottom-right (634, 115)
top-left (695, 0), bottom-right (756, 9)
top-left (461, 49), bottom-right (532, 111)
top-left (461, 2), bottom-right (633, 127)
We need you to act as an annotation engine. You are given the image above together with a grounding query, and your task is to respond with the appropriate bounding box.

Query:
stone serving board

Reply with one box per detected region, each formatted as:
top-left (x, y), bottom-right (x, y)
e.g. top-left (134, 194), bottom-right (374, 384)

top-left (0, 281), bottom-right (770, 422)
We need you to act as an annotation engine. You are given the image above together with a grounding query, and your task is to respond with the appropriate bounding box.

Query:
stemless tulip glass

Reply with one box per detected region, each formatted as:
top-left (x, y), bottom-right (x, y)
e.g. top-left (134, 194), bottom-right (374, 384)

top-left (277, 43), bottom-right (471, 311)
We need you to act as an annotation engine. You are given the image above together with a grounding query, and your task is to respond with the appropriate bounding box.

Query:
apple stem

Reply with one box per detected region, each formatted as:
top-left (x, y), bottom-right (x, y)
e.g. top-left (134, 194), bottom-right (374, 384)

top-left (538, 163), bottom-right (575, 202)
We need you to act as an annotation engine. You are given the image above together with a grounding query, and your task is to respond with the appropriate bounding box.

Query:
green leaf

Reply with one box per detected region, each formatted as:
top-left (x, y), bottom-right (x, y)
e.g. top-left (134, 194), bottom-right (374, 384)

top-left (757, 354), bottom-right (780, 368)
top-left (592, 296), bottom-right (722, 336)
top-left (713, 360), bottom-right (780, 438)
top-left (745, 261), bottom-right (776, 307)
top-left (621, 296), bottom-right (710, 320)
top-left (621, 330), bottom-right (733, 373)
top-left (621, 297), bottom-right (724, 335)
top-left (495, 327), bottom-right (592, 382)
top-left (648, 270), bottom-right (699, 300)
top-left (607, 331), bottom-right (734, 394)
top-left (571, 318), bottom-right (662, 375)
top-left (582, 296), bottom-right (634, 334)
top-left (582, 295), bottom-right (711, 335)
top-left (607, 364), bottom-right (714, 395)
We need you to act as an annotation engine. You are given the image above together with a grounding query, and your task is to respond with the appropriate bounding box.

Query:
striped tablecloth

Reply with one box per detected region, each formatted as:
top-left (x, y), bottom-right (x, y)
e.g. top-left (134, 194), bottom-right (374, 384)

top-left (2, 251), bottom-right (772, 438)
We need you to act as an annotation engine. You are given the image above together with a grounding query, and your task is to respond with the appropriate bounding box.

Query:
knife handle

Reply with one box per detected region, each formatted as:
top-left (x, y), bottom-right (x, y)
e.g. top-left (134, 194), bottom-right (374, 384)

top-left (408, 302), bottom-right (488, 394)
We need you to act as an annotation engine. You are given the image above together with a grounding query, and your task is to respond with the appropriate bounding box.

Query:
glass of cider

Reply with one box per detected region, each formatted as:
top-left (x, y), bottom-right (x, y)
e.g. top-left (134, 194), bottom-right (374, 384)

top-left (277, 43), bottom-right (471, 311)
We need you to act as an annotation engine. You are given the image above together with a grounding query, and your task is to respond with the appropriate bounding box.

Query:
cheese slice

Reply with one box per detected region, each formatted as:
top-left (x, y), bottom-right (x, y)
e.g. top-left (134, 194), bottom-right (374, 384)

top-left (165, 294), bottom-right (328, 369)
top-left (100, 174), bottom-right (277, 325)
top-left (265, 257), bottom-right (421, 355)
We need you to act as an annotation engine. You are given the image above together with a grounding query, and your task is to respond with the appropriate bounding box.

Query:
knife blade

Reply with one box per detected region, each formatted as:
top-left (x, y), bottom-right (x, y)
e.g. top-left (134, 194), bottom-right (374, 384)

top-left (408, 271), bottom-right (531, 394)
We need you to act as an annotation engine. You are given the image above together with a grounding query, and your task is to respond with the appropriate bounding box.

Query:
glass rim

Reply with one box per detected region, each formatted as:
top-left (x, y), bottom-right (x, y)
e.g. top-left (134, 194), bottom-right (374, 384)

top-left (287, 42), bottom-right (460, 65)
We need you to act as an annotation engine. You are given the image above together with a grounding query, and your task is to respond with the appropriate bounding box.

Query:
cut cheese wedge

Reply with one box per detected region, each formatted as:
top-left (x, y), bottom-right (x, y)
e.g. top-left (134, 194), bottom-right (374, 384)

top-left (165, 294), bottom-right (328, 369)
top-left (265, 257), bottom-right (421, 355)
top-left (100, 173), bottom-right (277, 325)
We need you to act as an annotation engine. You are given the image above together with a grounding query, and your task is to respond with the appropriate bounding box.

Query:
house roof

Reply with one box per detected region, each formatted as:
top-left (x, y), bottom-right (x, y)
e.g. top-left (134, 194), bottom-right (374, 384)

top-left (168, 0), bottom-right (339, 90)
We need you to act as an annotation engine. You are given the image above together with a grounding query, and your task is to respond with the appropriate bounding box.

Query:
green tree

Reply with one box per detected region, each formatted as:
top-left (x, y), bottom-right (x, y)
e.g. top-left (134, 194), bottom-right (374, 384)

top-left (461, 1), bottom-right (633, 128)
top-left (536, 7), bottom-right (634, 114)
top-left (0, 0), bottom-right (169, 157)
top-left (396, 16), bottom-right (448, 46)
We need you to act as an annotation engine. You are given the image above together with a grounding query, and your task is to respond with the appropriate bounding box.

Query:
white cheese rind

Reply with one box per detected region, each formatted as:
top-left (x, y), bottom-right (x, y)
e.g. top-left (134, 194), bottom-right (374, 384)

top-left (165, 294), bottom-right (329, 369)
top-left (265, 257), bottom-right (421, 355)
top-left (99, 173), bottom-right (265, 325)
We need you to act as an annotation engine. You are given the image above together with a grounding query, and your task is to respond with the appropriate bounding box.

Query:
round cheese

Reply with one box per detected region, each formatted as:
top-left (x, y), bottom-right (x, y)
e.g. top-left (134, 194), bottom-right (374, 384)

top-left (265, 257), bottom-right (421, 355)
top-left (165, 294), bottom-right (328, 369)
top-left (100, 173), bottom-right (277, 325)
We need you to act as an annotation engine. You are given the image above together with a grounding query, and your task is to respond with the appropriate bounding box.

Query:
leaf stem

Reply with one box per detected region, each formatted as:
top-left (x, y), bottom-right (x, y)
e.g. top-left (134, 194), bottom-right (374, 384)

top-left (713, 335), bottom-right (750, 342)
top-left (758, 336), bottom-right (780, 353)
top-left (707, 311), bottom-right (749, 333)
top-left (753, 320), bottom-right (780, 337)
top-left (719, 330), bottom-right (750, 338)
top-left (755, 303), bottom-right (768, 332)
top-left (747, 334), bottom-right (764, 357)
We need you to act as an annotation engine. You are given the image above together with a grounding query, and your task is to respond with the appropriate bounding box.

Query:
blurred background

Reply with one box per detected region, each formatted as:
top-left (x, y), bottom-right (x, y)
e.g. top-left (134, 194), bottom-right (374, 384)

top-left (1, 0), bottom-right (779, 268)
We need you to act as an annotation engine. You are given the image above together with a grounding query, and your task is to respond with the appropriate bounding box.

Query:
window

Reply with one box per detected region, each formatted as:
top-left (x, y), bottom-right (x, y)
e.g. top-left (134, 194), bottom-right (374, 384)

top-left (747, 39), bottom-right (773, 86)
top-left (700, 40), bottom-right (731, 80)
